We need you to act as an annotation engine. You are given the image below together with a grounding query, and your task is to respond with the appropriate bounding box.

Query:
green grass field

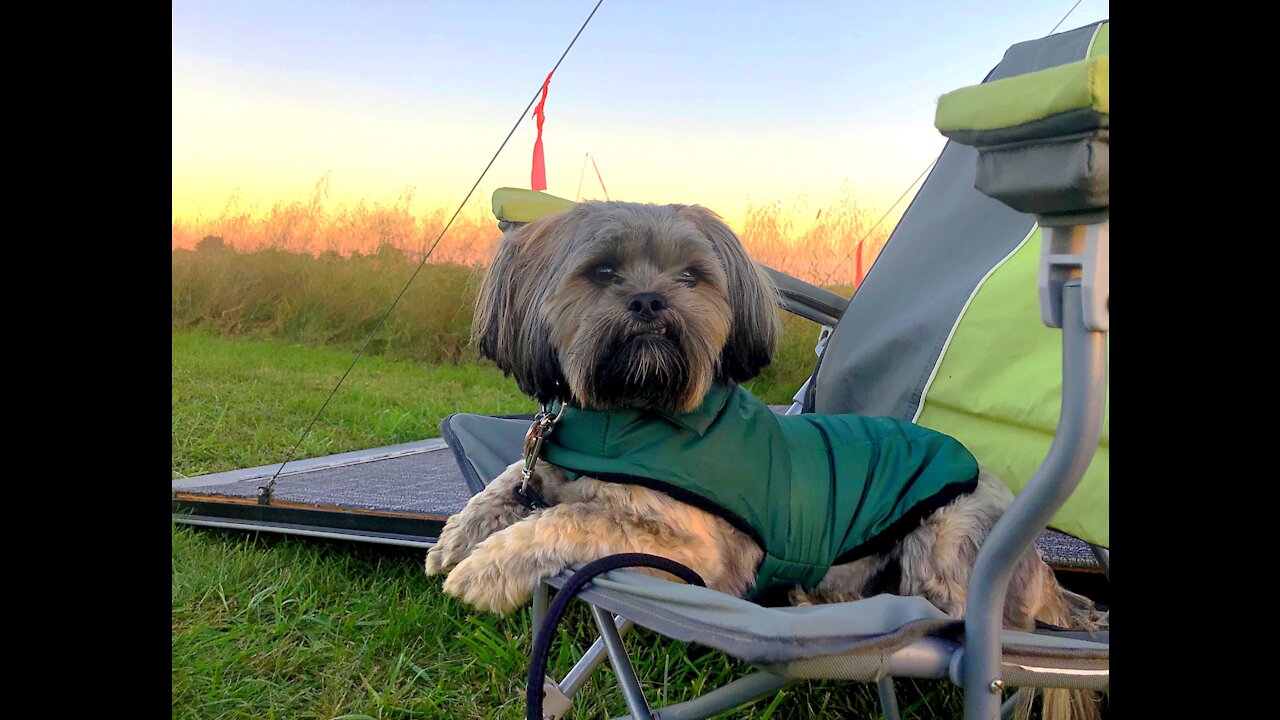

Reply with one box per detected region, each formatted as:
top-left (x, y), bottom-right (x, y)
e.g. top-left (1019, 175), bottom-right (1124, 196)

top-left (171, 247), bottom-right (824, 408)
top-left (172, 331), bottom-right (537, 479)
top-left (172, 330), bottom-right (965, 719)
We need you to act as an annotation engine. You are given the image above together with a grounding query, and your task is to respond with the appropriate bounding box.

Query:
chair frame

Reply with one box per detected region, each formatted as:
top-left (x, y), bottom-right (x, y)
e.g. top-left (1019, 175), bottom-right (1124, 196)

top-left (522, 220), bottom-right (1109, 720)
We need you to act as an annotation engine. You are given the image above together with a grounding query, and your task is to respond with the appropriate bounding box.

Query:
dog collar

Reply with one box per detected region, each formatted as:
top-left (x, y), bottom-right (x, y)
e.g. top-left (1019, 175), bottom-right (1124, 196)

top-left (513, 399), bottom-right (566, 510)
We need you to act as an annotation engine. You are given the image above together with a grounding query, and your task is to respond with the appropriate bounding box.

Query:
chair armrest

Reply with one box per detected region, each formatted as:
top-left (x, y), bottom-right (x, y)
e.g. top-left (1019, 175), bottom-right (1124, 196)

top-left (762, 266), bottom-right (848, 326)
top-left (935, 57), bottom-right (1108, 223)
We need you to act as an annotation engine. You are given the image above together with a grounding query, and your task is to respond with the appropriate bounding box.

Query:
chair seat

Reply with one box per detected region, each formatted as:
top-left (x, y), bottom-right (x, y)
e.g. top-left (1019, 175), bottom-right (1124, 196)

top-left (545, 568), bottom-right (1108, 674)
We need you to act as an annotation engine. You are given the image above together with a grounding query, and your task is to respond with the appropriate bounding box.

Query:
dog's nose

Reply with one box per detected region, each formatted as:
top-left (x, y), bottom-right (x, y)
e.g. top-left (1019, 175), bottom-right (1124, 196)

top-left (627, 292), bottom-right (666, 320)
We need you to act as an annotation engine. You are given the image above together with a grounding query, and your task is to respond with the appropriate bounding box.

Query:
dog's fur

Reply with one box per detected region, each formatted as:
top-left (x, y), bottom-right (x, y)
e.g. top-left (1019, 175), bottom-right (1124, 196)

top-left (426, 201), bottom-right (1104, 718)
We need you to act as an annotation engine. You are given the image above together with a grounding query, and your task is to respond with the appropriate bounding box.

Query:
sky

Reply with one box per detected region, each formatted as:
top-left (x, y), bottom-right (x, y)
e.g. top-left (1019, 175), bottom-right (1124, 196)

top-left (172, 0), bottom-right (1110, 232)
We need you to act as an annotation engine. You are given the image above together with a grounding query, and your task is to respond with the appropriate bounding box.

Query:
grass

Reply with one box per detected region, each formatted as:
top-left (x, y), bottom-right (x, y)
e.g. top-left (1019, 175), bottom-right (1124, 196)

top-left (171, 175), bottom-right (887, 288)
top-left (173, 526), bottom-right (962, 720)
top-left (172, 331), bottom-right (966, 719)
top-left (171, 189), bottom-right (911, 717)
top-left (171, 245), bottom-right (484, 367)
top-left (172, 331), bottom-right (535, 478)
top-left (170, 247), bottom-right (829, 413)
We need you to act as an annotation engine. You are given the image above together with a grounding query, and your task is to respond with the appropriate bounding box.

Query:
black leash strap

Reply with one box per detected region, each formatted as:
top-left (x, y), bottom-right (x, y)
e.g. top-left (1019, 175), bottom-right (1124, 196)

top-left (527, 553), bottom-right (706, 720)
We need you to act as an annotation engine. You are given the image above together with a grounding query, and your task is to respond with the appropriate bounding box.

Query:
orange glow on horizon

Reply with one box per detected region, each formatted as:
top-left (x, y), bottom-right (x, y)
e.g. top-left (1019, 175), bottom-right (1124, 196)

top-left (172, 171), bottom-right (905, 288)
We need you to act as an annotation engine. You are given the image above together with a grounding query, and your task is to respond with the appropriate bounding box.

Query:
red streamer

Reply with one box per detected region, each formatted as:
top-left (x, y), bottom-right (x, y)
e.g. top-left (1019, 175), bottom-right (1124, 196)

top-left (531, 71), bottom-right (554, 191)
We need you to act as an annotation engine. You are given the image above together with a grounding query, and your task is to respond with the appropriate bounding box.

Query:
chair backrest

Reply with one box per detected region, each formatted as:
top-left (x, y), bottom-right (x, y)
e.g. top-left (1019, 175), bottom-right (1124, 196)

top-left (810, 21), bottom-right (1110, 548)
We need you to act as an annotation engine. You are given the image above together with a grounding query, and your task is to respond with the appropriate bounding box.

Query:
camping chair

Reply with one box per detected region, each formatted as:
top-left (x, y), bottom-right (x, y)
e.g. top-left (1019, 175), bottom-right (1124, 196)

top-left (441, 19), bottom-right (1109, 720)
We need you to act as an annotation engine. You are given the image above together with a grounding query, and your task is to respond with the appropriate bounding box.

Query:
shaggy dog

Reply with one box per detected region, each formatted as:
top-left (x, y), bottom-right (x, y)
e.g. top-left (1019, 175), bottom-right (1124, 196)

top-left (426, 201), bottom-right (1103, 717)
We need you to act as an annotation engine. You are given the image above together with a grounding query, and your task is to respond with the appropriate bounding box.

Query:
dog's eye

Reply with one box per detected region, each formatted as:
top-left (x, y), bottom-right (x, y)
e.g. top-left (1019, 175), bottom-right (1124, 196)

top-left (678, 268), bottom-right (700, 285)
top-left (589, 263), bottom-right (617, 283)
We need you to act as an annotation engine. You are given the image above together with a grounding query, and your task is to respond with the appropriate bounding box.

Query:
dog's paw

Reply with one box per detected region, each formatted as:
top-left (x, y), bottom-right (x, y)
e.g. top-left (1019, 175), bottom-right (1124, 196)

top-left (424, 514), bottom-right (467, 576)
top-left (441, 543), bottom-right (543, 615)
top-left (425, 537), bottom-right (468, 576)
top-left (424, 544), bottom-right (450, 576)
top-left (788, 586), bottom-right (816, 607)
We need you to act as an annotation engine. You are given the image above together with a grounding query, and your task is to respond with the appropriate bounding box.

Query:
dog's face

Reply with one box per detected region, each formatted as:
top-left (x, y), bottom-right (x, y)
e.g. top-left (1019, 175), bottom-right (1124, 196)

top-left (474, 202), bottom-right (780, 413)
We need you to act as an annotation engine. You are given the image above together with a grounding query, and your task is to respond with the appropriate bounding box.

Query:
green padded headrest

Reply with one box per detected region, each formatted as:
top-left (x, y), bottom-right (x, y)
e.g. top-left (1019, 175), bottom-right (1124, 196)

top-left (933, 25), bottom-right (1109, 221)
top-left (937, 57), bottom-right (1108, 133)
top-left (491, 187), bottom-right (577, 225)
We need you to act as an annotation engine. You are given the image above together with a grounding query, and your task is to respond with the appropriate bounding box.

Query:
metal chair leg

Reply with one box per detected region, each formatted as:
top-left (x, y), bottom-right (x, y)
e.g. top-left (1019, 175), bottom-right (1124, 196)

top-left (962, 279), bottom-right (1107, 720)
top-left (999, 688), bottom-right (1029, 720)
top-left (534, 594), bottom-right (635, 719)
top-left (590, 604), bottom-right (652, 720)
top-left (1089, 545), bottom-right (1110, 580)
top-left (614, 670), bottom-right (794, 720)
top-left (877, 676), bottom-right (901, 720)
top-left (557, 613), bottom-right (635, 698)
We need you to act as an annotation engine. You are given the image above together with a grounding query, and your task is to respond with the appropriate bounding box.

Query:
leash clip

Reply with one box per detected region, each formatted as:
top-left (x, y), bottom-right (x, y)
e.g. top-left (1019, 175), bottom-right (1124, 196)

top-left (514, 400), bottom-right (565, 510)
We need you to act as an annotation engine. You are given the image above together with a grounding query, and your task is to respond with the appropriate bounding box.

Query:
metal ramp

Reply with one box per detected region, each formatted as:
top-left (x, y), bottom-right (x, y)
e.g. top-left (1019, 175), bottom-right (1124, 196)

top-left (172, 438), bottom-right (473, 548)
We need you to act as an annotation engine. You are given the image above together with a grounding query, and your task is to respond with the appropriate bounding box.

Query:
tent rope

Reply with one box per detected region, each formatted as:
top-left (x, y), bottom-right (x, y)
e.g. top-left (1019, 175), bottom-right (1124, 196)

top-left (1048, 0), bottom-right (1085, 35)
top-left (816, 158), bottom-right (936, 288)
top-left (257, 0), bottom-right (607, 504)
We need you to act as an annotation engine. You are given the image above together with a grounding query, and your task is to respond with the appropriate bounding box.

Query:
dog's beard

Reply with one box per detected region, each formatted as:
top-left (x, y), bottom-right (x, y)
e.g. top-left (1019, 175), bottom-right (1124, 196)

top-left (595, 328), bottom-right (689, 411)
top-left (562, 312), bottom-right (711, 413)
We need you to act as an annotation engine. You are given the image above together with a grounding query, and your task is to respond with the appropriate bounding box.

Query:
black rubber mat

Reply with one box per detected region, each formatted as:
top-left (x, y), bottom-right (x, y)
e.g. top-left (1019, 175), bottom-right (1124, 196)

top-left (1035, 528), bottom-right (1101, 570)
top-left (179, 448), bottom-right (467, 514)
top-left (174, 440), bottom-right (471, 516)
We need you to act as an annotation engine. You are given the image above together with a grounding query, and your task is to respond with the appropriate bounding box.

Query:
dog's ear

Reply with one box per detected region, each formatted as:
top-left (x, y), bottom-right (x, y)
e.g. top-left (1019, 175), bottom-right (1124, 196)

top-left (676, 205), bottom-right (781, 382)
top-left (473, 210), bottom-right (578, 403)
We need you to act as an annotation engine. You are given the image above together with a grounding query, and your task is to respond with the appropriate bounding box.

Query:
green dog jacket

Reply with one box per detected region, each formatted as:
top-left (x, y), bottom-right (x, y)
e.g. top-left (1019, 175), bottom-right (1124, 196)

top-left (542, 382), bottom-right (980, 599)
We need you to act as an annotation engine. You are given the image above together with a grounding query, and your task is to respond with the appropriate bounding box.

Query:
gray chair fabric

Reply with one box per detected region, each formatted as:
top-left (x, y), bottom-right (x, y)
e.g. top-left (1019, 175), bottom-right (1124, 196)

top-left (545, 568), bottom-right (1107, 688)
top-left (808, 21), bottom-right (1101, 421)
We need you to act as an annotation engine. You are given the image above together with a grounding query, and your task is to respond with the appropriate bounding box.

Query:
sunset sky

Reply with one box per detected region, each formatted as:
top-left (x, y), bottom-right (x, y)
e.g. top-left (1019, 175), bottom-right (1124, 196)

top-left (172, 0), bottom-right (1109, 233)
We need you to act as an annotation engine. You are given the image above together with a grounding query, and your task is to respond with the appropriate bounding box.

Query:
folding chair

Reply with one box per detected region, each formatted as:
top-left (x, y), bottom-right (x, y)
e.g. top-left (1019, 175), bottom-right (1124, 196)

top-left (442, 20), bottom-right (1109, 719)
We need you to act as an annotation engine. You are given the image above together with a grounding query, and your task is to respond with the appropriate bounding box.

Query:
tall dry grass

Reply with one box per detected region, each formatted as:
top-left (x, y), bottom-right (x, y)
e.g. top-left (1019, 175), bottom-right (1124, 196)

top-left (171, 181), bottom-right (889, 395)
top-left (172, 176), bottom-right (888, 287)
top-left (172, 244), bottom-right (485, 365)
top-left (172, 174), bottom-right (502, 268)
top-left (739, 191), bottom-right (888, 289)
top-left (170, 242), bottom-right (826, 398)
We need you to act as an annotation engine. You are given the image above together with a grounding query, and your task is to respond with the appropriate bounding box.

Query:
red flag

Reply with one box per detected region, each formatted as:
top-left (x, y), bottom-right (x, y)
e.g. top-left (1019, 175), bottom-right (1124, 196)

top-left (531, 71), bottom-right (554, 192)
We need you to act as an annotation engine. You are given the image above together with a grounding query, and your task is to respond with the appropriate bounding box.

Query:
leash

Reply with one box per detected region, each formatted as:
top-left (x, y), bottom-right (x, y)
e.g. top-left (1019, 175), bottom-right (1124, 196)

top-left (512, 408), bottom-right (709, 718)
top-left (513, 400), bottom-right (566, 510)
top-left (527, 553), bottom-right (706, 720)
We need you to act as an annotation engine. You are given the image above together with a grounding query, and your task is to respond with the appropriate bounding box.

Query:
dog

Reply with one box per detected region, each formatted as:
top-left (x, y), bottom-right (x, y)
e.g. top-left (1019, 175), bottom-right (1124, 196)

top-left (426, 201), bottom-right (1104, 718)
